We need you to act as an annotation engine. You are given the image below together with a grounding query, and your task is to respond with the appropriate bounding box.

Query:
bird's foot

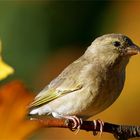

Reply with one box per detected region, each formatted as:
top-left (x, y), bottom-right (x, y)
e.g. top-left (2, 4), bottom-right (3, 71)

top-left (64, 116), bottom-right (83, 133)
top-left (93, 119), bottom-right (104, 136)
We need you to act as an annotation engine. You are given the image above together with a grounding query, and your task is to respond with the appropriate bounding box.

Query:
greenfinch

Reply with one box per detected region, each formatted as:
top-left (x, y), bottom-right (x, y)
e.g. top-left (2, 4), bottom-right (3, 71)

top-left (29, 34), bottom-right (140, 128)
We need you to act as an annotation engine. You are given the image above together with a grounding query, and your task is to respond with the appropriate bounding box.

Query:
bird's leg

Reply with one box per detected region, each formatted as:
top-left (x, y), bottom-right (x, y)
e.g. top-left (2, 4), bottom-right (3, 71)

top-left (93, 119), bottom-right (104, 136)
top-left (63, 115), bottom-right (83, 132)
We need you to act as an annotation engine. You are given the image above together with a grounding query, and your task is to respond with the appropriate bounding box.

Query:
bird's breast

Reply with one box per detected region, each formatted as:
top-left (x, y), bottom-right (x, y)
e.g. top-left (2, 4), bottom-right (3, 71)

top-left (84, 67), bottom-right (125, 118)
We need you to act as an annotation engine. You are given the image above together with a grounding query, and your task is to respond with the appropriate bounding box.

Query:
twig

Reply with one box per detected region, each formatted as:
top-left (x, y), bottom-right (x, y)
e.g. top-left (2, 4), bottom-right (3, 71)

top-left (33, 118), bottom-right (140, 140)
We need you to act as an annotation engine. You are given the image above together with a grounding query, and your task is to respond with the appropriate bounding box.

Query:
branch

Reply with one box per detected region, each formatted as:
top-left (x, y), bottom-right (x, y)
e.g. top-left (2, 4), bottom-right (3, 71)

top-left (32, 118), bottom-right (140, 140)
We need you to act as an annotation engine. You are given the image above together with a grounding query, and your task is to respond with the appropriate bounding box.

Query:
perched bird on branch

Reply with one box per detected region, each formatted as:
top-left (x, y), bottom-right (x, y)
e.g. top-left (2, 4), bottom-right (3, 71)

top-left (29, 33), bottom-right (140, 129)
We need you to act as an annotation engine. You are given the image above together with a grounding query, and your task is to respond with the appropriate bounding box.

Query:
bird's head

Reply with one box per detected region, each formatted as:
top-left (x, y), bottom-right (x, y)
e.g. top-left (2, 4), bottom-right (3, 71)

top-left (85, 33), bottom-right (140, 66)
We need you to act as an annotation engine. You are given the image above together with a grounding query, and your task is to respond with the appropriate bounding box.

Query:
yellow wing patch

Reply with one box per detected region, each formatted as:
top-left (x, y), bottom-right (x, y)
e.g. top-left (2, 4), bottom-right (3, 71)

top-left (30, 84), bottom-right (83, 108)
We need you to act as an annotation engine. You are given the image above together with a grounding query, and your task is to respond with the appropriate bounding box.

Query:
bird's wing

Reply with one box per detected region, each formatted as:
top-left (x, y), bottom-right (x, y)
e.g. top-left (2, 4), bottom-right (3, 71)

top-left (30, 83), bottom-right (83, 108)
top-left (30, 59), bottom-right (84, 108)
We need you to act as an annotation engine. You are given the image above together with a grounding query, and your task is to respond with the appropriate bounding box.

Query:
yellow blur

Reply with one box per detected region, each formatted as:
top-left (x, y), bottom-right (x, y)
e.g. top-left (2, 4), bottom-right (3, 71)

top-left (0, 42), bottom-right (14, 80)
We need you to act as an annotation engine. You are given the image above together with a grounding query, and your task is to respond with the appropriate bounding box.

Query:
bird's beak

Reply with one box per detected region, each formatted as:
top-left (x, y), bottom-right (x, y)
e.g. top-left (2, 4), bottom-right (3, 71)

top-left (125, 44), bottom-right (140, 56)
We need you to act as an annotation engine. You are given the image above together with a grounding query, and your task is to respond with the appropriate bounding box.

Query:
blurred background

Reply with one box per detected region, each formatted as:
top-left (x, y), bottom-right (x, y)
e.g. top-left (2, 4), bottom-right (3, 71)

top-left (0, 0), bottom-right (140, 140)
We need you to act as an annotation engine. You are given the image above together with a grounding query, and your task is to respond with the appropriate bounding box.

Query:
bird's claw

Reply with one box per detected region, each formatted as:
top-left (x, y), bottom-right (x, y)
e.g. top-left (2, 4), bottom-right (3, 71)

top-left (93, 119), bottom-right (104, 136)
top-left (65, 116), bottom-right (83, 132)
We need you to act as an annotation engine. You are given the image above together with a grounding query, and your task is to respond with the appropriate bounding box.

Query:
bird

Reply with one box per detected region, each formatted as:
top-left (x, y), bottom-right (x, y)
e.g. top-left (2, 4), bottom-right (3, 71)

top-left (29, 33), bottom-right (140, 129)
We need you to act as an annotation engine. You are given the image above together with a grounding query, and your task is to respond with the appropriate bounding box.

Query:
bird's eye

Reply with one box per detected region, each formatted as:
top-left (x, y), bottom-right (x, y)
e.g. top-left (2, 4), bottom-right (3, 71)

top-left (113, 41), bottom-right (121, 47)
